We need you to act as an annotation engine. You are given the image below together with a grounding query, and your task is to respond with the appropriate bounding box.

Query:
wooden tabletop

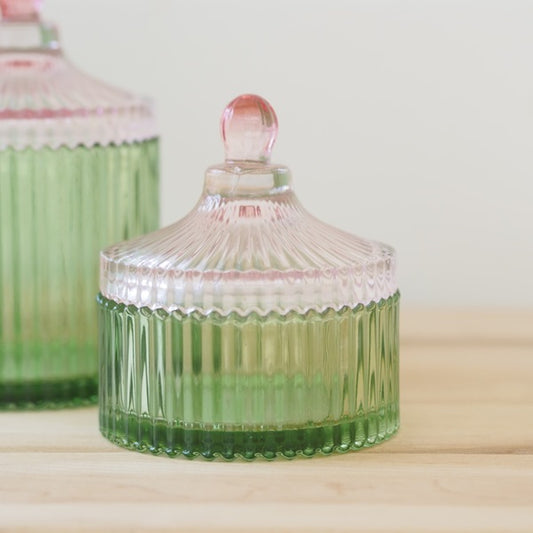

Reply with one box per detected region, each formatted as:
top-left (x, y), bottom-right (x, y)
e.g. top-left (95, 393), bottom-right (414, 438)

top-left (1, 310), bottom-right (532, 532)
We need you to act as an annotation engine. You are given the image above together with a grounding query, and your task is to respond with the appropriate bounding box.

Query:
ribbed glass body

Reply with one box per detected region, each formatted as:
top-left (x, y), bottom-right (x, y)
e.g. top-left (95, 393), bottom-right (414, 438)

top-left (0, 140), bottom-right (159, 407)
top-left (98, 291), bottom-right (399, 459)
top-left (98, 94), bottom-right (399, 459)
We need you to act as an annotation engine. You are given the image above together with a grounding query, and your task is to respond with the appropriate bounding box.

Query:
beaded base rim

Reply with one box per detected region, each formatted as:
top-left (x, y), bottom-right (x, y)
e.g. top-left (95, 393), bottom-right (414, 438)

top-left (100, 408), bottom-right (400, 461)
top-left (0, 377), bottom-right (98, 410)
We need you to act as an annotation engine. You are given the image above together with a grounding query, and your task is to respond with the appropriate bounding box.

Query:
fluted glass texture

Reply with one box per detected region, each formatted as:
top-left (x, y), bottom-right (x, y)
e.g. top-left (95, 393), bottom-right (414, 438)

top-left (99, 95), bottom-right (399, 459)
top-left (0, 140), bottom-right (159, 407)
top-left (98, 292), bottom-right (399, 459)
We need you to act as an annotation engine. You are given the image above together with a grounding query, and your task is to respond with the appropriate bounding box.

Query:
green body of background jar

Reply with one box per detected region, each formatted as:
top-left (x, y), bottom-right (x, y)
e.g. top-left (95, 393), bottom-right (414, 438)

top-left (0, 140), bottom-right (159, 408)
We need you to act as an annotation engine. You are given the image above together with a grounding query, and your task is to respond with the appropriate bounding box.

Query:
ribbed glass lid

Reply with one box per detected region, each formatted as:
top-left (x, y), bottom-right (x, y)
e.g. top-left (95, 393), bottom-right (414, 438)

top-left (0, 0), bottom-right (156, 149)
top-left (100, 94), bottom-right (397, 316)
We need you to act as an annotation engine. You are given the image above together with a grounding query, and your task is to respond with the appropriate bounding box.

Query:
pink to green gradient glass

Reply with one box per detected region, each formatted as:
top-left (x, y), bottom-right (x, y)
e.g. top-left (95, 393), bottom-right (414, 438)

top-left (98, 95), bottom-right (399, 460)
top-left (0, 0), bottom-right (159, 408)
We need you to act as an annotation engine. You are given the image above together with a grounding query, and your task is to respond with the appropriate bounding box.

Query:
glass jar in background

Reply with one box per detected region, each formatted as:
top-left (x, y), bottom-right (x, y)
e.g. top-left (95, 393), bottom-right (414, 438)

top-left (0, 0), bottom-right (159, 408)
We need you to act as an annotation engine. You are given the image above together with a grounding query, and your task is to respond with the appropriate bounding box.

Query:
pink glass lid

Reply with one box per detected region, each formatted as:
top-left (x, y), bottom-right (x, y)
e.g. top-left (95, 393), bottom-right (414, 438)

top-left (0, 0), bottom-right (156, 150)
top-left (100, 95), bottom-right (397, 315)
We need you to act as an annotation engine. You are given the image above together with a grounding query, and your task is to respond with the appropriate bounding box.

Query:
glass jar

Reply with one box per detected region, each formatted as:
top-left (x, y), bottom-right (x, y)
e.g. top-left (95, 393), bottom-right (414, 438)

top-left (0, 0), bottom-right (159, 408)
top-left (98, 94), bottom-right (399, 459)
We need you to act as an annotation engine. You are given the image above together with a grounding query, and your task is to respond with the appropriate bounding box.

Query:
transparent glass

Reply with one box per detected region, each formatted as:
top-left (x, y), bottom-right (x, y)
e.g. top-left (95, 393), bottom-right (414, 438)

top-left (99, 94), bottom-right (399, 459)
top-left (0, 1), bottom-right (159, 408)
top-left (98, 292), bottom-right (399, 459)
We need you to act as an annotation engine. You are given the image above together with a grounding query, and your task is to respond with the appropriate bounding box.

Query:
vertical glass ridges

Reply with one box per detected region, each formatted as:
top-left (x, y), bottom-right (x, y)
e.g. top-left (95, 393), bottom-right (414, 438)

top-left (98, 292), bottom-right (399, 459)
top-left (99, 95), bottom-right (399, 458)
top-left (0, 141), bottom-right (159, 407)
top-left (0, 1), bottom-right (159, 407)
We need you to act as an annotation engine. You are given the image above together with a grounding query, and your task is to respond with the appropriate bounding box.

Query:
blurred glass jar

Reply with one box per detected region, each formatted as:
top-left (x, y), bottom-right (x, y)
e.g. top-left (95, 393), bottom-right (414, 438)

top-left (0, 0), bottom-right (159, 408)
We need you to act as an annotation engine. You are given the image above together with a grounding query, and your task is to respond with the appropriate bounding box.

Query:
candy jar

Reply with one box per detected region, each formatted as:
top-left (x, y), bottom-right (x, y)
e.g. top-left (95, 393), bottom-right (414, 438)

top-left (0, 0), bottom-right (159, 407)
top-left (98, 94), bottom-right (398, 459)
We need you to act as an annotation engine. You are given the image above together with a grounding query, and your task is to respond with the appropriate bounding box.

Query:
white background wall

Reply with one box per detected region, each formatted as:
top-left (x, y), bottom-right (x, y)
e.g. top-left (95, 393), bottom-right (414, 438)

top-left (46, 0), bottom-right (533, 308)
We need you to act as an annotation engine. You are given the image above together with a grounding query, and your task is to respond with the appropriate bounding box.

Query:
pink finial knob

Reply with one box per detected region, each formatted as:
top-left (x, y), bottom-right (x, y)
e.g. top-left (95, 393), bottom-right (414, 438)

top-left (221, 94), bottom-right (278, 163)
top-left (1, 0), bottom-right (42, 20)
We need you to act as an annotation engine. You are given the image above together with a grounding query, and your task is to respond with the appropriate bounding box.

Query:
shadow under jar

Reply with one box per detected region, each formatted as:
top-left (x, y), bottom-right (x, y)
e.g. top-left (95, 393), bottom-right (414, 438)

top-left (98, 94), bottom-right (399, 460)
top-left (0, 0), bottom-right (159, 408)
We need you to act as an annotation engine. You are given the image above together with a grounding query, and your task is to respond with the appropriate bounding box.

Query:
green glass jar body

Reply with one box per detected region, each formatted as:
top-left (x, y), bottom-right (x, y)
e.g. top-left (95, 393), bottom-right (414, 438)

top-left (98, 291), bottom-right (399, 459)
top-left (0, 140), bottom-right (159, 408)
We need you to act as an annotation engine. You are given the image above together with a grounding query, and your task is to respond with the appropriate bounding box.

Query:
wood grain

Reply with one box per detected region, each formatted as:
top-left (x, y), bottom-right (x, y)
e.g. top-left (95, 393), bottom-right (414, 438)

top-left (1, 310), bottom-right (532, 532)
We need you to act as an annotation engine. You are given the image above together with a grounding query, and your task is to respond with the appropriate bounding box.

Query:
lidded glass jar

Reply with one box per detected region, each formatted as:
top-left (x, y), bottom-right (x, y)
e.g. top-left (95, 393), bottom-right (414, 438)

top-left (0, 0), bottom-right (159, 408)
top-left (99, 94), bottom-right (399, 460)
